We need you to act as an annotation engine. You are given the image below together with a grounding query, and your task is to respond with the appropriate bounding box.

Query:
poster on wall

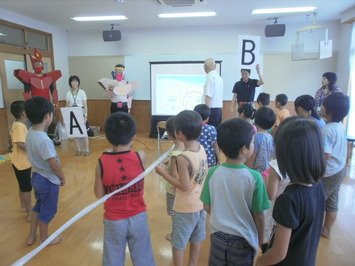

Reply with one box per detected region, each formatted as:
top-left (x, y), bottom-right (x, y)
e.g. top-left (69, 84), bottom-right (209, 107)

top-left (236, 35), bottom-right (261, 69)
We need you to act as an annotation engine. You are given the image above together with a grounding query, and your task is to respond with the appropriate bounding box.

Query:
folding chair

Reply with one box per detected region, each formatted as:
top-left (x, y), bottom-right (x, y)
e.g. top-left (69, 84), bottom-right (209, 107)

top-left (157, 121), bottom-right (171, 158)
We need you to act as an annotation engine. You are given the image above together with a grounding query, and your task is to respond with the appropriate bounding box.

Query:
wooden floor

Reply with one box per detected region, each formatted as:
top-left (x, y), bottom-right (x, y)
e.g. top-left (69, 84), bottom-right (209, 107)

top-left (1, 134), bottom-right (355, 266)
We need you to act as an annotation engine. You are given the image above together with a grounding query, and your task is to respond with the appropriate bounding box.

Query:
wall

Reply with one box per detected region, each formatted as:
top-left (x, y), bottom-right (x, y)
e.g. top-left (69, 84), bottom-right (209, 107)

top-left (67, 21), bottom-right (343, 102)
top-left (68, 56), bottom-right (124, 99)
top-left (81, 98), bottom-right (296, 135)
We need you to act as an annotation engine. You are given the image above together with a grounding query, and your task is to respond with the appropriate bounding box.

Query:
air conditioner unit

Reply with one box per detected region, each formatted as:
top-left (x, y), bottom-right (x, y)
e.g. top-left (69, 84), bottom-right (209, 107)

top-left (153, 0), bottom-right (205, 7)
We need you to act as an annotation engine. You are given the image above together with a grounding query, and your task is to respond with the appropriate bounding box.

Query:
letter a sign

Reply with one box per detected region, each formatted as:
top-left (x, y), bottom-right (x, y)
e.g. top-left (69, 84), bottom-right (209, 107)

top-left (60, 107), bottom-right (87, 138)
top-left (237, 35), bottom-right (261, 69)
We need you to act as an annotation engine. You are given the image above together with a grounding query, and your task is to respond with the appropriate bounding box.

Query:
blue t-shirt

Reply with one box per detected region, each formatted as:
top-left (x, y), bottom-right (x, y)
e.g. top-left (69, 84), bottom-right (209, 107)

top-left (322, 122), bottom-right (347, 176)
top-left (197, 124), bottom-right (217, 167)
top-left (308, 116), bottom-right (326, 129)
top-left (253, 132), bottom-right (274, 173)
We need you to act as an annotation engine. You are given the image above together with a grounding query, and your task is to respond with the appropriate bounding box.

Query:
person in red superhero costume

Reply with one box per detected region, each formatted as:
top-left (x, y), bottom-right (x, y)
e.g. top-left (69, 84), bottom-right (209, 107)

top-left (14, 49), bottom-right (62, 145)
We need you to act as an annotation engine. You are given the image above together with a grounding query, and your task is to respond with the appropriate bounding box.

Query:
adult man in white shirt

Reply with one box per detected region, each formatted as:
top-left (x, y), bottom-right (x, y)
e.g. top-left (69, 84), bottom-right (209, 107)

top-left (203, 58), bottom-right (224, 128)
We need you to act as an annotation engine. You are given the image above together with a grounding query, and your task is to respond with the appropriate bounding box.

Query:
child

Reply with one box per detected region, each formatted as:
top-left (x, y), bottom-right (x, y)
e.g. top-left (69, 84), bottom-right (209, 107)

top-left (264, 117), bottom-right (298, 243)
top-left (25, 96), bottom-right (65, 245)
top-left (256, 119), bottom-right (326, 266)
top-left (320, 92), bottom-right (350, 239)
top-left (246, 107), bottom-right (276, 182)
top-left (155, 110), bottom-right (208, 266)
top-left (94, 112), bottom-right (155, 265)
top-left (162, 116), bottom-right (185, 241)
top-left (201, 118), bottom-right (270, 265)
top-left (238, 103), bottom-right (257, 133)
top-left (257, 92), bottom-right (270, 108)
top-left (272, 93), bottom-right (290, 135)
top-left (8, 100), bottom-right (32, 222)
top-left (294, 94), bottom-right (326, 129)
top-left (194, 104), bottom-right (221, 167)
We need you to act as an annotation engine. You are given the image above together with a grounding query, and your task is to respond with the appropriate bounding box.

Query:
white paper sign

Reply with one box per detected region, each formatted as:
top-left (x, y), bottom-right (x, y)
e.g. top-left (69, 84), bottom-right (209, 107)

top-left (237, 35), bottom-right (261, 69)
top-left (60, 107), bottom-right (87, 138)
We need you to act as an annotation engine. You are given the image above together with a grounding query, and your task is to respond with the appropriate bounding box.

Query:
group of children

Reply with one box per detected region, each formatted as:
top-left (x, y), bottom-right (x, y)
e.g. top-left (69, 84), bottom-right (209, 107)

top-left (8, 87), bottom-right (350, 265)
top-left (9, 97), bottom-right (65, 246)
top-left (152, 91), bottom-right (349, 266)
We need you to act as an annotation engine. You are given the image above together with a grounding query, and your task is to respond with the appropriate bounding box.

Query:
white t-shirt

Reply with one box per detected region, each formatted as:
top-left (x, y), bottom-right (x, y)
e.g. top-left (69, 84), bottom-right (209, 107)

top-left (204, 70), bottom-right (223, 108)
top-left (66, 89), bottom-right (87, 114)
top-left (322, 122), bottom-right (347, 177)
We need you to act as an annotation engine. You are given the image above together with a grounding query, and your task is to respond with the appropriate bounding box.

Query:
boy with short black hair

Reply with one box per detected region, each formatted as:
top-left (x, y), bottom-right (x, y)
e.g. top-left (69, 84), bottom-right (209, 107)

top-left (272, 93), bottom-right (290, 135)
top-left (320, 92), bottom-right (350, 239)
top-left (94, 112), bottom-right (155, 265)
top-left (246, 107), bottom-right (275, 181)
top-left (257, 92), bottom-right (270, 108)
top-left (201, 118), bottom-right (270, 265)
top-left (8, 100), bottom-right (32, 222)
top-left (156, 110), bottom-right (208, 266)
top-left (25, 96), bottom-right (65, 246)
top-left (194, 104), bottom-right (221, 167)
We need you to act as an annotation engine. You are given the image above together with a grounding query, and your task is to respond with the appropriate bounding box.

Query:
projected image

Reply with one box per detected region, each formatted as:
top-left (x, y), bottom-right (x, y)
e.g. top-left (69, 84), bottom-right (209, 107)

top-left (155, 75), bottom-right (206, 115)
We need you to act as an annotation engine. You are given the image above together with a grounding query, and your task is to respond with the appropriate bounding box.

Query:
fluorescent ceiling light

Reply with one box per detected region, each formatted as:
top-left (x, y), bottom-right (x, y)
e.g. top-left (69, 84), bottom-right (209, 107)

top-left (251, 7), bottom-right (317, 15)
top-left (158, 12), bottom-right (216, 18)
top-left (71, 16), bottom-right (127, 21)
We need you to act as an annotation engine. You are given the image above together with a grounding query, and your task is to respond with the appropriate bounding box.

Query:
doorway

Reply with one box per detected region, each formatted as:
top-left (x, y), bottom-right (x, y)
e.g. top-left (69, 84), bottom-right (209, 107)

top-left (0, 52), bottom-right (53, 153)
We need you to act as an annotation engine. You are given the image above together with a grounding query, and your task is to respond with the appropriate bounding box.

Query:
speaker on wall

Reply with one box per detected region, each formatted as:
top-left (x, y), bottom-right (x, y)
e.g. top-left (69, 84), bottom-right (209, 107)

top-left (103, 30), bottom-right (121, 42)
top-left (265, 24), bottom-right (286, 37)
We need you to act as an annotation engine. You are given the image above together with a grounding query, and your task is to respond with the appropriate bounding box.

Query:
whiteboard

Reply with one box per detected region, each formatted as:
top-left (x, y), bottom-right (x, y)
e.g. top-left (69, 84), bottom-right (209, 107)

top-left (150, 61), bottom-right (221, 116)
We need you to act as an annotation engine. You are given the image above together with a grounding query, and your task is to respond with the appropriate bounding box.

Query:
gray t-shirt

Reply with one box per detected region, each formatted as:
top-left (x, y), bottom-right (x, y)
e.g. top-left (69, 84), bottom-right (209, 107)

top-left (201, 164), bottom-right (270, 252)
top-left (26, 128), bottom-right (61, 185)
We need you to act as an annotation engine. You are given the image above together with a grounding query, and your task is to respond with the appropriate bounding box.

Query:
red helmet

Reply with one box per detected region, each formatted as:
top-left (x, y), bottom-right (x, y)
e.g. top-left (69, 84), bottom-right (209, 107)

top-left (30, 49), bottom-right (44, 74)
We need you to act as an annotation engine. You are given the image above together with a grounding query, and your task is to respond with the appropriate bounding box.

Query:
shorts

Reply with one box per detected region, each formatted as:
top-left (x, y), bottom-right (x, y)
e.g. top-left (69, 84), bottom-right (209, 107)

top-left (209, 232), bottom-right (255, 266)
top-left (12, 164), bottom-right (32, 192)
top-left (322, 166), bottom-right (347, 212)
top-left (103, 212), bottom-right (156, 266)
top-left (208, 108), bottom-right (222, 129)
top-left (171, 210), bottom-right (206, 250)
top-left (166, 193), bottom-right (175, 216)
top-left (32, 172), bottom-right (60, 223)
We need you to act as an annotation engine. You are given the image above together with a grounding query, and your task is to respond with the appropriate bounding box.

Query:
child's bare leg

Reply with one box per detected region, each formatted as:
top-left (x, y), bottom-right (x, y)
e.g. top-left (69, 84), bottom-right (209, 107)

top-left (83, 137), bottom-right (90, 153)
top-left (173, 247), bottom-right (184, 266)
top-left (22, 192), bottom-right (32, 222)
top-left (27, 212), bottom-right (39, 245)
top-left (19, 189), bottom-right (26, 211)
top-left (166, 216), bottom-right (173, 241)
top-left (188, 242), bottom-right (201, 266)
top-left (322, 211), bottom-right (337, 239)
top-left (74, 138), bottom-right (81, 153)
top-left (38, 220), bottom-right (62, 245)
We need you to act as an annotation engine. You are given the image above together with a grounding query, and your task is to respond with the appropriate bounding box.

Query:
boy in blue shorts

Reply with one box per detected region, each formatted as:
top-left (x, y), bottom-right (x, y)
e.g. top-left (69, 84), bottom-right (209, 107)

top-left (25, 96), bottom-right (66, 245)
top-left (201, 118), bottom-right (270, 265)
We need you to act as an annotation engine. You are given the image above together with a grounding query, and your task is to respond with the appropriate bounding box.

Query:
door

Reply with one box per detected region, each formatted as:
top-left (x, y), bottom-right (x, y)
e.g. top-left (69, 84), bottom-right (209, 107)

top-left (0, 52), bottom-right (53, 153)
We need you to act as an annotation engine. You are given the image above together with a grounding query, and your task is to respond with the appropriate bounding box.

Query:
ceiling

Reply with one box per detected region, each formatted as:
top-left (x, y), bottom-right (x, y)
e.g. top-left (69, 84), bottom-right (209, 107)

top-left (1, 0), bottom-right (354, 31)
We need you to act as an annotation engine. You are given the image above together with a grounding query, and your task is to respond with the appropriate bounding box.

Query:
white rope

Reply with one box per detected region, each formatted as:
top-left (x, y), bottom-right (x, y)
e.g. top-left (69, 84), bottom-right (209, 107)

top-left (12, 145), bottom-right (174, 266)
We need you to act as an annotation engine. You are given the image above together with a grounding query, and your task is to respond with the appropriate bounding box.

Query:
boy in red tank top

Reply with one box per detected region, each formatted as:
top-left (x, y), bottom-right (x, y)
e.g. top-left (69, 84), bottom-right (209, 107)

top-left (94, 112), bottom-right (155, 266)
